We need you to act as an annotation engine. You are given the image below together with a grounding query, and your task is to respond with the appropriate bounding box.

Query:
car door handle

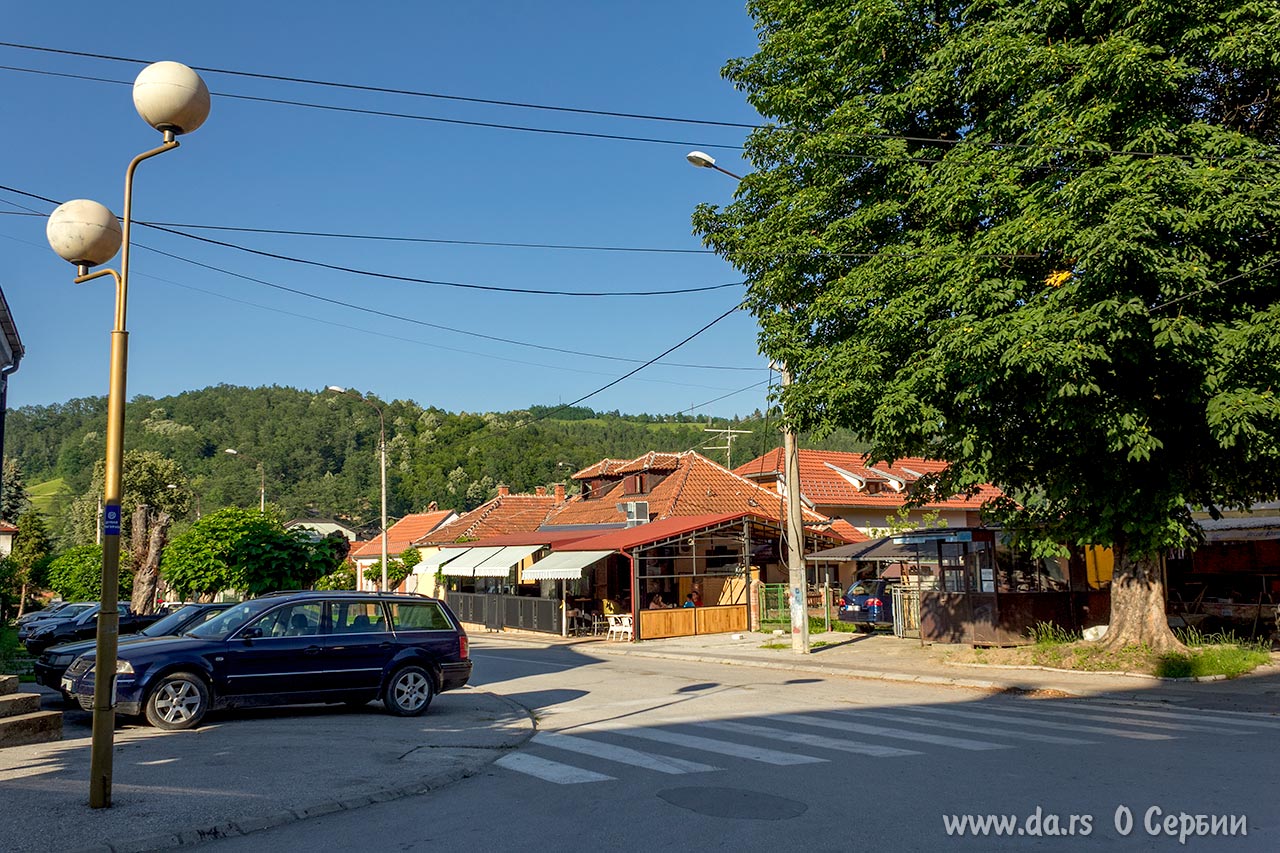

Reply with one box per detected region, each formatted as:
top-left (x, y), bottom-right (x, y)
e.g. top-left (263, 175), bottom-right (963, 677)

top-left (379, 641), bottom-right (394, 649)
top-left (303, 645), bottom-right (322, 655)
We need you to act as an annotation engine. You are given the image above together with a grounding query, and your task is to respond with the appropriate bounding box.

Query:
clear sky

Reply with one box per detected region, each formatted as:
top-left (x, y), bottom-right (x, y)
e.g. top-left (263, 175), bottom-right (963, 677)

top-left (0, 2), bottom-right (771, 419)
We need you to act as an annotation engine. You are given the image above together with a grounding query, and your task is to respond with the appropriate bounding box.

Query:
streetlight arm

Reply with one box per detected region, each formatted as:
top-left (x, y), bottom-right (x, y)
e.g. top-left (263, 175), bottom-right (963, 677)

top-left (118, 135), bottom-right (178, 328)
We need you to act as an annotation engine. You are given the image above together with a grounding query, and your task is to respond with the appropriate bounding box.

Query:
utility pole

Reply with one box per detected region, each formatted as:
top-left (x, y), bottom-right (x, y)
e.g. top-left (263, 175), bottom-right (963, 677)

top-left (781, 366), bottom-right (810, 654)
top-left (703, 426), bottom-right (753, 469)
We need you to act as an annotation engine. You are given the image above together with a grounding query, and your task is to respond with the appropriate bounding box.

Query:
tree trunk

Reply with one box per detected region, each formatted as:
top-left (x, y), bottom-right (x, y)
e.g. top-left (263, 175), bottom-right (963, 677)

top-left (16, 582), bottom-right (26, 618)
top-left (130, 505), bottom-right (172, 615)
top-left (1096, 542), bottom-right (1187, 654)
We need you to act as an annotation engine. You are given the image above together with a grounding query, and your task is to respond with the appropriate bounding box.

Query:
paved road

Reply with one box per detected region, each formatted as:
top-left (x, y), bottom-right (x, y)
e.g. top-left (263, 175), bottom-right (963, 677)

top-left (195, 637), bottom-right (1280, 852)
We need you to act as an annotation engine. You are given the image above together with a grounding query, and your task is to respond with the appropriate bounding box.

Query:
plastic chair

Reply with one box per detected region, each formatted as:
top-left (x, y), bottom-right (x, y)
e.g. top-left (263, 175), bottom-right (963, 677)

top-left (607, 614), bottom-right (633, 642)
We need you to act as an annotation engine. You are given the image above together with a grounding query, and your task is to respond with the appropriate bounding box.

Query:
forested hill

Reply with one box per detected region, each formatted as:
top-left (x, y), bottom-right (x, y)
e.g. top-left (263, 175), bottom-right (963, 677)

top-left (8, 385), bottom-right (868, 538)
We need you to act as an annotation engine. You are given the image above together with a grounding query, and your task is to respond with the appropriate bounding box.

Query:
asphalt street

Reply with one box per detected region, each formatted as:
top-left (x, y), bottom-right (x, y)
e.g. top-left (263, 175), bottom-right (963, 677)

top-left (191, 636), bottom-right (1280, 852)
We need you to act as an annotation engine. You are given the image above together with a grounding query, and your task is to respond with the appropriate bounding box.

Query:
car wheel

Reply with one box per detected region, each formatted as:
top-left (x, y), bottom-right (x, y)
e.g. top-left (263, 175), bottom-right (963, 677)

top-left (144, 672), bottom-right (210, 730)
top-left (383, 665), bottom-right (434, 716)
top-left (858, 624), bottom-right (875, 633)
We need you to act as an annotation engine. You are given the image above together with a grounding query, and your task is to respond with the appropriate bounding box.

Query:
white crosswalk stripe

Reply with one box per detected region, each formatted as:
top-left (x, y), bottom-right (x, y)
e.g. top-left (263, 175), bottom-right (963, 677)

top-left (495, 753), bottom-right (615, 784)
top-left (776, 711), bottom-right (1010, 751)
top-left (905, 705), bottom-right (1175, 740)
top-left (494, 699), bottom-right (1266, 787)
top-left (855, 710), bottom-right (1096, 745)
top-left (984, 702), bottom-right (1256, 735)
top-left (610, 725), bottom-right (829, 766)
top-left (1060, 701), bottom-right (1280, 730)
top-left (699, 719), bottom-right (922, 757)
top-left (531, 731), bottom-right (718, 774)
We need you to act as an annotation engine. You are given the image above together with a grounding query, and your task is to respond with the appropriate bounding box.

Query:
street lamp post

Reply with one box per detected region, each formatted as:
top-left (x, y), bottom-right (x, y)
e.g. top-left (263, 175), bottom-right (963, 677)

top-left (45, 60), bottom-right (210, 809)
top-left (223, 448), bottom-right (265, 512)
top-left (687, 151), bottom-right (809, 654)
top-left (327, 386), bottom-right (388, 592)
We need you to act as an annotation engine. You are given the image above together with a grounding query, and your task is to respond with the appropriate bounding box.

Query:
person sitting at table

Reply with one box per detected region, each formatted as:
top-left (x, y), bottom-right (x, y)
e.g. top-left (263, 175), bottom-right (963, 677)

top-left (648, 593), bottom-right (669, 610)
top-left (682, 593), bottom-right (696, 608)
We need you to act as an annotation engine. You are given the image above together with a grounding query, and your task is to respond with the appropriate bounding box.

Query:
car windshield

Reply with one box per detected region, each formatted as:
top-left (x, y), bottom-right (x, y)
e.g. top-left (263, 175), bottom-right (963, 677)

top-left (186, 600), bottom-right (272, 640)
top-left (847, 582), bottom-right (878, 596)
top-left (140, 605), bottom-right (202, 637)
top-left (50, 603), bottom-right (93, 620)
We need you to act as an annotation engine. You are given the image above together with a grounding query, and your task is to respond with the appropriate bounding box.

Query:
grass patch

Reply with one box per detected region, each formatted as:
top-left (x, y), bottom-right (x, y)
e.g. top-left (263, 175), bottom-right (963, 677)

top-left (759, 642), bottom-right (789, 650)
top-left (1029, 621), bottom-right (1081, 646)
top-left (959, 631), bottom-right (1273, 679)
top-left (760, 616), bottom-right (862, 634)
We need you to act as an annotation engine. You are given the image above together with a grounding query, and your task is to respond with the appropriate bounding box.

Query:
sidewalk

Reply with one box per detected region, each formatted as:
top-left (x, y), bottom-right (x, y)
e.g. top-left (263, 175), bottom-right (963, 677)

top-left (584, 631), bottom-right (1280, 713)
top-left (0, 686), bottom-right (532, 853)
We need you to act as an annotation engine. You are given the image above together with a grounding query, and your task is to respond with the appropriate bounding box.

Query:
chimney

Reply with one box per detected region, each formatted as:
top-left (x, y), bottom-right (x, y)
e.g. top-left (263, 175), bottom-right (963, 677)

top-left (497, 484), bottom-right (510, 497)
top-left (554, 483), bottom-right (566, 502)
top-left (427, 500), bottom-right (438, 512)
top-left (535, 486), bottom-right (547, 496)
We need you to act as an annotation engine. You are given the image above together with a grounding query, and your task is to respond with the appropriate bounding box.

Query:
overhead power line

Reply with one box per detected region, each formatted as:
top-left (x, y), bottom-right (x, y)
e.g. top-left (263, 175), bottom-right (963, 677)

top-left (0, 42), bottom-right (762, 130)
top-left (0, 184), bottom-right (740, 299)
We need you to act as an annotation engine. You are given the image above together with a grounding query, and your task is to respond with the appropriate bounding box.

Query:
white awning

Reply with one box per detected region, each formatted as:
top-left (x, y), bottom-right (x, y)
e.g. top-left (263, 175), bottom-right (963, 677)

top-left (472, 544), bottom-right (543, 577)
top-left (417, 548), bottom-right (471, 573)
top-left (521, 550), bottom-right (614, 581)
top-left (437, 546), bottom-right (505, 577)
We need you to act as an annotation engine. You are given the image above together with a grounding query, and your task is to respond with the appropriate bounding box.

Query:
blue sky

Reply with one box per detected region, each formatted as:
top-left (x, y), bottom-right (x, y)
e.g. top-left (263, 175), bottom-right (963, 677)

top-left (0, 2), bottom-right (772, 419)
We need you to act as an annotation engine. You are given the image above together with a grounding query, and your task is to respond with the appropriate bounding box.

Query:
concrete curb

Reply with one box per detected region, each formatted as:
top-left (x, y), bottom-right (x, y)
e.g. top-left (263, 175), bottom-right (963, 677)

top-left (946, 661), bottom-right (1232, 683)
top-left (589, 645), bottom-right (1044, 695)
top-left (67, 690), bottom-right (537, 853)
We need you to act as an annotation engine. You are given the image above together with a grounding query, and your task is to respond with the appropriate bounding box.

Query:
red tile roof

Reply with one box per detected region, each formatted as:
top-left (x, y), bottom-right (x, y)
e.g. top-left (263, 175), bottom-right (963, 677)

top-left (613, 451), bottom-right (683, 474)
top-left (415, 494), bottom-right (559, 545)
top-left (546, 451), bottom-right (828, 528)
top-left (555, 513), bottom-right (752, 551)
top-left (570, 458), bottom-right (629, 480)
top-left (734, 449), bottom-right (1001, 511)
top-left (436, 530), bottom-right (601, 550)
top-left (351, 510), bottom-right (456, 559)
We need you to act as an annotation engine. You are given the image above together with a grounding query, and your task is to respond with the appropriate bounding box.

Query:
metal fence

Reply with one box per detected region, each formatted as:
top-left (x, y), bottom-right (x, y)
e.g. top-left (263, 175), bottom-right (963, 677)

top-left (757, 584), bottom-right (789, 622)
top-left (892, 585), bottom-right (922, 638)
top-left (446, 592), bottom-right (563, 634)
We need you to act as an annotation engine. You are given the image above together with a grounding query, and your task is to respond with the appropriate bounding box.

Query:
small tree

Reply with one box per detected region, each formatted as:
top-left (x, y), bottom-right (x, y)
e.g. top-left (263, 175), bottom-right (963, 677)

top-left (362, 547), bottom-right (422, 590)
top-left (10, 511), bottom-right (53, 617)
top-left (1, 457), bottom-right (30, 523)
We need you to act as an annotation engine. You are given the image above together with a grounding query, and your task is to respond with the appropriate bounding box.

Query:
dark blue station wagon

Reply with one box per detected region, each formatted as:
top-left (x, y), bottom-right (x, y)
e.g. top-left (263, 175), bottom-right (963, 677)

top-left (65, 591), bottom-right (472, 730)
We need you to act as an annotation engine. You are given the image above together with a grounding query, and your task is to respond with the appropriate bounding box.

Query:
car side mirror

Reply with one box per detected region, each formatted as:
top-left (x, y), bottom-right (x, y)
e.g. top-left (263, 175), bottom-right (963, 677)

top-left (240, 627), bottom-right (263, 640)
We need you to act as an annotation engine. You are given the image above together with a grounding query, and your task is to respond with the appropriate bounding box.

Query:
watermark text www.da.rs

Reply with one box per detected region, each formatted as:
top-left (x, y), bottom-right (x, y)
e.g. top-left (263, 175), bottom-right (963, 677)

top-left (943, 806), bottom-right (1247, 844)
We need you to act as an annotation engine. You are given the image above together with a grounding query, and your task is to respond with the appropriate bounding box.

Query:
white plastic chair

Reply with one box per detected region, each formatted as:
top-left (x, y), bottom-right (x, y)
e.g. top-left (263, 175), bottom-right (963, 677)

top-left (607, 614), bottom-right (633, 642)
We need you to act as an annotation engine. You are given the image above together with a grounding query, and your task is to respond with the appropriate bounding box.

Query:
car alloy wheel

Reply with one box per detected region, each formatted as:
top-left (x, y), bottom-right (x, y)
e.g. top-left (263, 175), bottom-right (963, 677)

top-left (145, 673), bottom-right (209, 730)
top-left (384, 665), bottom-right (434, 716)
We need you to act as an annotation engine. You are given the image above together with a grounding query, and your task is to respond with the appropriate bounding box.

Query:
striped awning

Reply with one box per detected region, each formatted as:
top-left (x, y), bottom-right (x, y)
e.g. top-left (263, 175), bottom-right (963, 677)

top-left (437, 546), bottom-right (505, 577)
top-left (472, 544), bottom-right (543, 578)
top-left (417, 548), bottom-right (471, 573)
top-left (521, 550), bottom-right (614, 581)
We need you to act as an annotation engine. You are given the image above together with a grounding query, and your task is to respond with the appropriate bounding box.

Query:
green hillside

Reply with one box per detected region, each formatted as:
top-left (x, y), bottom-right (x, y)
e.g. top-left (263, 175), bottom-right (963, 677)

top-left (7, 385), bottom-right (868, 546)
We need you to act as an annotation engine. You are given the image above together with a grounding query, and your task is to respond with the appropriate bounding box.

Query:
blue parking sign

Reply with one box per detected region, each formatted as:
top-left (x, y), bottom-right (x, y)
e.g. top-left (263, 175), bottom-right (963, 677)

top-left (103, 504), bottom-right (122, 536)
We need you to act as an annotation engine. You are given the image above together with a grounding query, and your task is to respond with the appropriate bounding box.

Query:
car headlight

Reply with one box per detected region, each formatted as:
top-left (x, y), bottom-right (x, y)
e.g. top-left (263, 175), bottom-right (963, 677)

top-left (115, 660), bottom-right (135, 674)
top-left (49, 653), bottom-right (76, 665)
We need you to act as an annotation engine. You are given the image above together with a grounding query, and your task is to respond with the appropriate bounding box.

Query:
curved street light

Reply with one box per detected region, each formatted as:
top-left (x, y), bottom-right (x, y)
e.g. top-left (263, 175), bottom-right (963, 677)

top-left (45, 60), bottom-right (210, 809)
top-left (686, 150), bottom-right (807, 655)
top-left (224, 448), bottom-right (266, 512)
top-left (328, 386), bottom-right (388, 592)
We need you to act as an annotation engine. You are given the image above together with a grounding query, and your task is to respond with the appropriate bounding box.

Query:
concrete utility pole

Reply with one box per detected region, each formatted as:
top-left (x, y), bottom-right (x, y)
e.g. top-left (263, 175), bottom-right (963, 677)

top-left (781, 367), bottom-right (810, 654)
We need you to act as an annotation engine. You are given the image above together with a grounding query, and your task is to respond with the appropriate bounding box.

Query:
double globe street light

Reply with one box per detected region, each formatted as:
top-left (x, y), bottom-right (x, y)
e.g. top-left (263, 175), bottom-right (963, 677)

top-left (46, 61), bottom-right (210, 810)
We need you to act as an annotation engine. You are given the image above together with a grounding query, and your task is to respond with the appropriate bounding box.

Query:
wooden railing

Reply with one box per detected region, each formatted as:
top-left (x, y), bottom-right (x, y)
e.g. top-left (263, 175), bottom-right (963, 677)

top-left (639, 604), bottom-right (746, 640)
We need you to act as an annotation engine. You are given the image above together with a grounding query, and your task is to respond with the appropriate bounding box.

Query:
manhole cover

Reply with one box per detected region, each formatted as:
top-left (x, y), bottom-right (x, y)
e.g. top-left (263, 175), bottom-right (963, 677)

top-left (656, 786), bottom-right (807, 820)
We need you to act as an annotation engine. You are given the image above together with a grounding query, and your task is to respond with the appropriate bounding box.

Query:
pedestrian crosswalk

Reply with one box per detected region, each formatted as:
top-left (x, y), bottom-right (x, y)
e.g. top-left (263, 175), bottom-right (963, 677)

top-left (493, 700), bottom-right (1275, 785)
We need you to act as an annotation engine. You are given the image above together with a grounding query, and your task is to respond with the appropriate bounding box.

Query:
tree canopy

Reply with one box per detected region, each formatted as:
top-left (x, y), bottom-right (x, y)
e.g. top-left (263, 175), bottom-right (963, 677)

top-left (161, 507), bottom-right (340, 598)
top-left (693, 0), bottom-right (1280, 648)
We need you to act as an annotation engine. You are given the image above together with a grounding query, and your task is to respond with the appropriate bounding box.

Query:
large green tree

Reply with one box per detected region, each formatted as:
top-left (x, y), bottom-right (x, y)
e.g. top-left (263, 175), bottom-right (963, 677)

top-left (1, 457), bottom-right (29, 523)
top-left (161, 507), bottom-right (341, 599)
top-left (694, 0), bottom-right (1280, 651)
